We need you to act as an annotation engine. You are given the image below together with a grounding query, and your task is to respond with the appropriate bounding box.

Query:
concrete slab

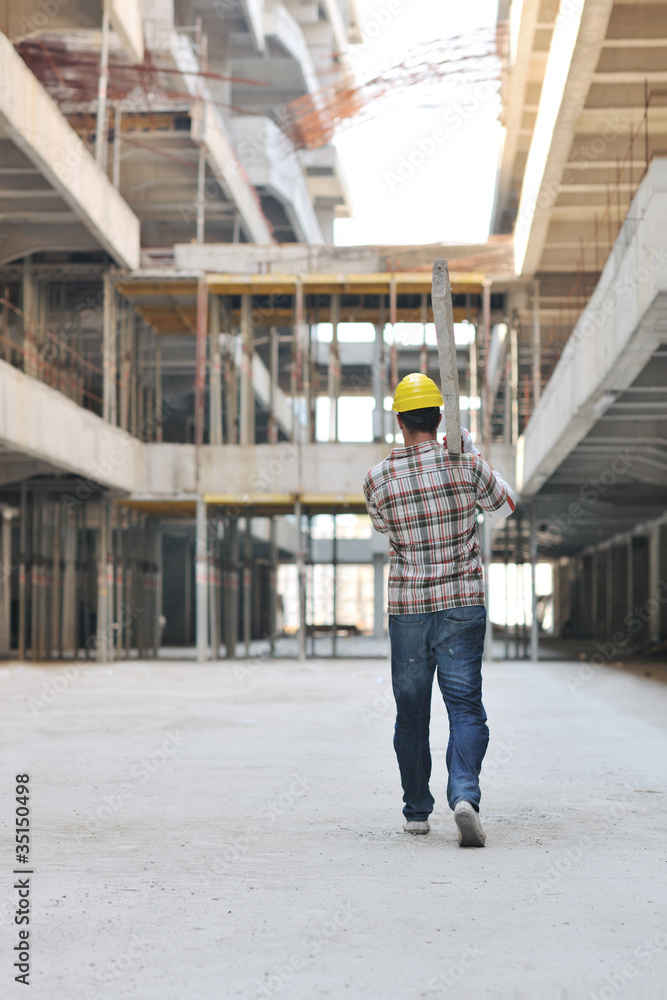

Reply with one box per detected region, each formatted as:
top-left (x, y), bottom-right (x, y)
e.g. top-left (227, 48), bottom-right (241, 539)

top-left (0, 360), bottom-right (142, 493)
top-left (2, 655), bottom-right (667, 998)
top-left (0, 31), bottom-right (140, 269)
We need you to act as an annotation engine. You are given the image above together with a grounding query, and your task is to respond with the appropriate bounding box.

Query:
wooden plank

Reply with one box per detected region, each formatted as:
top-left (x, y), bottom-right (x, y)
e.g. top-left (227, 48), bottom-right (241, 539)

top-left (432, 259), bottom-right (461, 456)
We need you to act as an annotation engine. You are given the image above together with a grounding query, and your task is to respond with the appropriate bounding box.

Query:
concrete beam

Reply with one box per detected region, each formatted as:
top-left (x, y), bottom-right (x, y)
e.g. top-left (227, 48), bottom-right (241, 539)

top-left (230, 116), bottom-right (323, 243)
top-left (0, 32), bottom-right (140, 269)
top-left (518, 159), bottom-right (667, 495)
top-left (0, 360), bottom-right (142, 492)
top-left (241, 0), bottom-right (266, 53)
top-left (264, 4), bottom-right (321, 100)
top-left (109, 0), bottom-right (145, 64)
top-left (514, 0), bottom-right (614, 276)
top-left (492, 0), bottom-right (543, 232)
top-left (137, 442), bottom-right (389, 498)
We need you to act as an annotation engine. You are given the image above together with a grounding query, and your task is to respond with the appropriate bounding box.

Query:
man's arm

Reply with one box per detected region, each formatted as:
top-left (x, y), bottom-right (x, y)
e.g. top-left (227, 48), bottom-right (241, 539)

top-left (472, 456), bottom-right (516, 519)
top-left (363, 474), bottom-right (389, 534)
top-left (460, 428), bottom-right (516, 519)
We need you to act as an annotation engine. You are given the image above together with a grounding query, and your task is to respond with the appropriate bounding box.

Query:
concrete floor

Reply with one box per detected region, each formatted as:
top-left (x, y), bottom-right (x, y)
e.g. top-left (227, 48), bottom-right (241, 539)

top-left (2, 653), bottom-right (667, 1000)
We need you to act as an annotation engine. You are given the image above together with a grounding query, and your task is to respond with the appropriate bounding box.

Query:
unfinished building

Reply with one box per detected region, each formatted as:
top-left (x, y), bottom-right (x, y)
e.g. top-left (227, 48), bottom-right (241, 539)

top-left (0, 0), bottom-right (666, 664)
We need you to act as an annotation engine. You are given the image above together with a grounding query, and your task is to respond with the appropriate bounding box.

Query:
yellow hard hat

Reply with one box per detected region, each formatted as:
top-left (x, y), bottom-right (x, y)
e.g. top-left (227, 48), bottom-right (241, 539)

top-left (392, 373), bottom-right (444, 412)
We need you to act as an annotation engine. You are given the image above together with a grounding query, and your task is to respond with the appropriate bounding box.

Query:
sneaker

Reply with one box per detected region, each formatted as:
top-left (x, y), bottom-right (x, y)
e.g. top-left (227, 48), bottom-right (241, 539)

top-left (404, 819), bottom-right (430, 834)
top-left (454, 801), bottom-right (486, 847)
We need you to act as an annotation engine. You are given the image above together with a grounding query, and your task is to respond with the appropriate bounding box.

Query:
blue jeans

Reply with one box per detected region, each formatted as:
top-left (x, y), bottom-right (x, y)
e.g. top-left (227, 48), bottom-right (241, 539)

top-left (388, 606), bottom-right (489, 820)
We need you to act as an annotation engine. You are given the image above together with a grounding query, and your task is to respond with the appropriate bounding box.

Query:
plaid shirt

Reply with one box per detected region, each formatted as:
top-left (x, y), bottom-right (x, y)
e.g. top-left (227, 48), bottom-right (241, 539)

top-left (363, 440), bottom-right (515, 614)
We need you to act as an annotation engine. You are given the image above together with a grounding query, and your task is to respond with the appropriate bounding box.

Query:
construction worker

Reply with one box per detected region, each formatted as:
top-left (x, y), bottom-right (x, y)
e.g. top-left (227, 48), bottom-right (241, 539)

top-left (363, 373), bottom-right (516, 847)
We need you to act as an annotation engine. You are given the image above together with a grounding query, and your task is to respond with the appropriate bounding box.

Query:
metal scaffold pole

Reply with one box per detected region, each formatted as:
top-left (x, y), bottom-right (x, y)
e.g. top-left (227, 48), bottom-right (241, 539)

top-left (295, 498), bottom-right (306, 661)
top-left (208, 519), bottom-right (220, 660)
top-left (52, 498), bottom-right (61, 659)
top-left (96, 500), bottom-right (109, 663)
top-left (269, 516), bottom-right (277, 657)
top-left (95, 1), bottom-right (111, 170)
top-left (209, 295), bottom-right (223, 445)
top-left (224, 516), bottom-right (239, 659)
top-left (195, 497), bottom-right (209, 663)
top-left (329, 295), bottom-right (340, 442)
top-left (332, 513), bottom-right (337, 659)
top-left (530, 502), bottom-right (539, 663)
top-left (243, 515), bottom-right (252, 658)
top-left (532, 280), bottom-right (541, 410)
top-left (482, 278), bottom-right (492, 446)
top-left (269, 325), bottom-right (279, 444)
top-left (0, 507), bottom-right (11, 658)
top-left (239, 294), bottom-right (254, 446)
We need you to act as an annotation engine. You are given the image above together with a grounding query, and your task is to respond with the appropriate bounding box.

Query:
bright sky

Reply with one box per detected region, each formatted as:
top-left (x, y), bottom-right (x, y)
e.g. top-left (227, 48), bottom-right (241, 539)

top-left (333, 0), bottom-right (503, 245)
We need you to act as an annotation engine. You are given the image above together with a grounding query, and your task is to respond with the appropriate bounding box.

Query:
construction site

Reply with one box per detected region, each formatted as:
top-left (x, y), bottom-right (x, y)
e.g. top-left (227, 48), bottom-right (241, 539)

top-left (1, 0), bottom-right (667, 996)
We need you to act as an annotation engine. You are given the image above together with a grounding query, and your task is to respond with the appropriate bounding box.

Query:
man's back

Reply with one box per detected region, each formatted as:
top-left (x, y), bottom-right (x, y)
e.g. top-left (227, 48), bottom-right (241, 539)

top-left (363, 439), bottom-right (514, 614)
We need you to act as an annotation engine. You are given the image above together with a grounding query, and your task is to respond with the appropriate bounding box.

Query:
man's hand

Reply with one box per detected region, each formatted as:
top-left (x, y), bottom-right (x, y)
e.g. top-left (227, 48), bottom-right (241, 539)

top-left (444, 428), bottom-right (481, 456)
top-left (462, 428), bottom-right (481, 456)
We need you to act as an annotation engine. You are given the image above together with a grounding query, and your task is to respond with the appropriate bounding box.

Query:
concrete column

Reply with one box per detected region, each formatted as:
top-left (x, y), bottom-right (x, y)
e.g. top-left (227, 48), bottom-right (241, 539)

top-left (482, 515), bottom-right (493, 661)
top-left (510, 322), bottom-right (519, 444)
top-left (648, 524), bottom-right (661, 643)
top-left (373, 552), bottom-right (385, 639)
top-left (30, 492), bottom-right (39, 661)
top-left (119, 305), bottom-right (131, 431)
top-left (328, 295), bottom-right (340, 442)
top-left (209, 296), bottom-right (223, 446)
top-left (332, 513), bottom-right (338, 658)
top-left (18, 482), bottom-right (27, 661)
top-left (155, 339), bottom-right (163, 442)
top-left (1, 282), bottom-right (10, 364)
top-left (195, 278), bottom-right (208, 451)
top-left (532, 280), bottom-right (541, 409)
top-left (659, 525), bottom-right (667, 641)
top-left (224, 517), bottom-right (239, 659)
top-left (610, 544), bottom-right (628, 637)
top-left (239, 294), bottom-right (254, 446)
top-left (481, 279), bottom-right (491, 446)
top-left (52, 500), bottom-right (62, 660)
top-left (0, 508), bottom-right (11, 657)
top-left (221, 300), bottom-right (238, 444)
top-left (208, 519), bottom-right (220, 660)
top-left (107, 504), bottom-right (116, 660)
top-left (269, 325), bottom-right (279, 445)
top-left (154, 521), bottom-right (164, 659)
top-left (605, 545), bottom-right (613, 638)
top-left (469, 322), bottom-right (478, 441)
top-left (195, 497), bottom-right (209, 662)
top-left (389, 277), bottom-right (398, 392)
top-left (295, 499), bottom-right (306, 661)
top-left (96, 501), bottom-right (109, 663)
top-left (22, 256), bottom-right (35, 379)
top-left (595, 547), bottom-right (607, 639)
top-left (372, 302), bottom-right (386, 442)
top-left (269, 516), bottom-right (277, 655)
top-left (590, 550), bottom-right (598, 640)
top-left (196, 141), bottom-right (206, 244)
top-left (243, 516), bottom-right (252, 658)
top-left (112, 105), bottom-right (122, 188)
top-left (530, 501), bottom-right (539, 662)
top-left (95, 3), bottom-right (111, 170)
top-left (631, 534), bottom-right (650, 647)
top-left (102, 274), bottom-right (115, 422)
